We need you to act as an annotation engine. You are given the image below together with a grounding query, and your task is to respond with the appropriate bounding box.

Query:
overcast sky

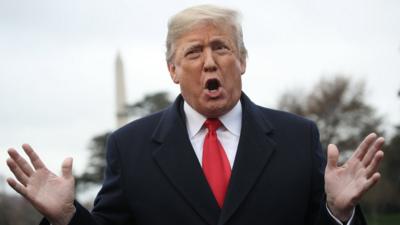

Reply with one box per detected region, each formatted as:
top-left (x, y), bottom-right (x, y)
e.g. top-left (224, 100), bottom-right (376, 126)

top-left (1, 0), bottom-right (399, 193)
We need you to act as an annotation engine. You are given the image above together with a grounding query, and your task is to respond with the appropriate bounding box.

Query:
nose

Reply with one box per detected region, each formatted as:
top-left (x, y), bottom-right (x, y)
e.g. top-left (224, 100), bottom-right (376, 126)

top-left (203, 49), bottom-right (217, 73)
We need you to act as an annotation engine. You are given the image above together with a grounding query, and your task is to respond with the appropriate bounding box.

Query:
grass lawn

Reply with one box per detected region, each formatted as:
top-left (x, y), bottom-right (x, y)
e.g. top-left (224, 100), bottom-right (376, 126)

top-left (366, 213), bottom-right (400, 225)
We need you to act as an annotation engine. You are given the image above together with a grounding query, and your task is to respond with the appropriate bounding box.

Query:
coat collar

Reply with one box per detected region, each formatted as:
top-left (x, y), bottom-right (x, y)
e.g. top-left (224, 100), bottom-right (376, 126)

top-left (152, 93), bottom-right (276, 225)
top-left (152, 95), bottom-right (221, 225)
top-left (218, 93), bottom-right (276, 225)
top-left (151, 93), bottom-right (274, 142)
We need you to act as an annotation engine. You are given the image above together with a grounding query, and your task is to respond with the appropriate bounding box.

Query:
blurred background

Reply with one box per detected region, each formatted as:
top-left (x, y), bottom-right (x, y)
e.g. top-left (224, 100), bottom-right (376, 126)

top-left (0, 0), bottom-right (399, 224)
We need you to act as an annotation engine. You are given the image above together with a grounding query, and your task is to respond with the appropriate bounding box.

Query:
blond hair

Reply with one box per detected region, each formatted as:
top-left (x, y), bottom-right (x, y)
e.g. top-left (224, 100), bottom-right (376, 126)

top-left (166, 4), bottom-right (247, 64)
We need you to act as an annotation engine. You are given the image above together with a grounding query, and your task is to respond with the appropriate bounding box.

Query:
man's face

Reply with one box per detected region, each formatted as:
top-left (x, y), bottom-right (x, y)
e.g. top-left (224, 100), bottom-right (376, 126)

top-left (168, 23), bottom-right (246, 118)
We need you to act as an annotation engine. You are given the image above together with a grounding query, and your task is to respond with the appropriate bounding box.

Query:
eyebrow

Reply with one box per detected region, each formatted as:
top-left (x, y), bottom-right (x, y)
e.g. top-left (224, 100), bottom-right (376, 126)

top-left (209, 39), bottom-right (230, 48)
top-left (183, 43), bottom-right (203, 53)
top-left (211, 35), bottom-right (232, 43)
top-left (183, 38), bottom-right (231, 52)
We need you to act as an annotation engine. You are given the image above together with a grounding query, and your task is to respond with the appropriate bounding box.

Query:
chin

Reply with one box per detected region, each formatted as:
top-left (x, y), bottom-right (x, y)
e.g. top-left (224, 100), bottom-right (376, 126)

top-left (202, 110), bottom-right (224, 118)
top-left (202, 102), bottom-right (230, 118)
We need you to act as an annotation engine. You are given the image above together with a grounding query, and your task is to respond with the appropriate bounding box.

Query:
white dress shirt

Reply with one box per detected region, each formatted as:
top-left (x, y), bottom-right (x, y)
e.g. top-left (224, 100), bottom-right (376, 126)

top-left (184, 100), bottom-right (242, 168)
top-left (183, 100), bottom-right (354, 225)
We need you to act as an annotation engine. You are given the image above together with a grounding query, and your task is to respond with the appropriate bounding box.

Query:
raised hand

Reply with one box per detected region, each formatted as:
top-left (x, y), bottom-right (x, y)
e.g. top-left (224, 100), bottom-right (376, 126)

top-left (6, 144), bottom-right (76, 225)
top-left (324, 133), bottom-right (384, 221)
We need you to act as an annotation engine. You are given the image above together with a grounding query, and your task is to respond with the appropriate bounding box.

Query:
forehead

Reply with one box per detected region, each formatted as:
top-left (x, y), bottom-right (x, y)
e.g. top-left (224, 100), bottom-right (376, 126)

top-left (175, 23), bottom-right (235, 47)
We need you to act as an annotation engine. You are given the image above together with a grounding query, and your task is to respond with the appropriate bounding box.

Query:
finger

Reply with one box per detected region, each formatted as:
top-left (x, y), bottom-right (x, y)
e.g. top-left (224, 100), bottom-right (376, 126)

top-left (362, 137), bottom-right (385, 166)
top-left (6, 158), bottom-right (29, 186)
top-left (61, 157), bottom-right (73, 179)
top-left (327, 144), bottom-right (339, 170)
top-left (365, 150), bottom-right (384, 178)
top-left (6, 177), bottom-right (28, 197)
top-left (7, 148), bottom-right (35, 176)
top-left (363, 172), bottom-right (381, 192)
top-left (353, 133), bottom-right (377, 160)
top-left (22, 143), bottom-right (46, 170)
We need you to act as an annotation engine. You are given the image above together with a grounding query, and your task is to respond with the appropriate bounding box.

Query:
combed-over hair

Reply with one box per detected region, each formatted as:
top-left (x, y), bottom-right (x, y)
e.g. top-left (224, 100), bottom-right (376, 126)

top-left (166, 4), bottom-right (247, 64)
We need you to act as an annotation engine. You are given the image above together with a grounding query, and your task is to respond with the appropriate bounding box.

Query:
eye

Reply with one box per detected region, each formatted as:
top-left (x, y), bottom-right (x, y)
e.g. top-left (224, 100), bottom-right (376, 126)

top-left (185, 50), bottom-right (199, 56)
top-left (216, 45), bottom-right (227, 50)
top-left (213, 44), bottom-right (230, 54)
top-left (184, 47), bottom-right (202, 59)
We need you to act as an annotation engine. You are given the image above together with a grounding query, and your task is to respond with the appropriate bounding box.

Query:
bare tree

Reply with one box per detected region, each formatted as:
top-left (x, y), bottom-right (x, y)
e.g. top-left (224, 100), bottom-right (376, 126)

top-left (279, 75), bottom-right (400, 216)
top-left (278, 75), bottom-right (383, 153)
top-left (0, 193), bottom-right (41, 225)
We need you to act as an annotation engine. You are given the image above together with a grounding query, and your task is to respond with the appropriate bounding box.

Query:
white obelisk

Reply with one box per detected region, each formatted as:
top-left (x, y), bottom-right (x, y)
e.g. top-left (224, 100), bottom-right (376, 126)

top-left (115, 52), bottom-right (129, 127)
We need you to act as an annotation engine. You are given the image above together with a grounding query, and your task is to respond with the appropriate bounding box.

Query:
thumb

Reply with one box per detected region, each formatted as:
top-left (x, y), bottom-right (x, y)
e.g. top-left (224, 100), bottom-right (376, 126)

top-left (61, 157), bottom-right (73, 179)
top-left (327, 144), bottom-right (339, 170)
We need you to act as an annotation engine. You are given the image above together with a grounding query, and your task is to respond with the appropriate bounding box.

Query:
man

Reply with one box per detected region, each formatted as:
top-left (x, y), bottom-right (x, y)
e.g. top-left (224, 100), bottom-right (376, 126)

top-left (6, 5), bottom-right (384, 225)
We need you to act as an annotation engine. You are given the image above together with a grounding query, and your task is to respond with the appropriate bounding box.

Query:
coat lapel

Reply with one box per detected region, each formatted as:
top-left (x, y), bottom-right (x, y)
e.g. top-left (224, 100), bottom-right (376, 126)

top-left (218, 94), bottom-right (277, 225)
top-left (152, 96), bottom-right (220, 225)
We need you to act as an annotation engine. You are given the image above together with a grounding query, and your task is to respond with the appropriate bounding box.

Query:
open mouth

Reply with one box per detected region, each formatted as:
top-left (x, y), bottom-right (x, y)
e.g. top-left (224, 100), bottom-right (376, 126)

top-left (205, 79), bottom-right (221, 91)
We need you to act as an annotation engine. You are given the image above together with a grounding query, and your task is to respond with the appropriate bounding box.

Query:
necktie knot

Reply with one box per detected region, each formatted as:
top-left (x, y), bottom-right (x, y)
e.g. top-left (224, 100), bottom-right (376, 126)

top-left (204, 118), bottom-right (222, 132)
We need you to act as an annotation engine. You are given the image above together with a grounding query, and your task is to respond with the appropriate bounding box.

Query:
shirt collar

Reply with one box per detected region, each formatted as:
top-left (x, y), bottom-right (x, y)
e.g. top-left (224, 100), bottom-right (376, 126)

top-left (184, 100), bottom-right (242, 138)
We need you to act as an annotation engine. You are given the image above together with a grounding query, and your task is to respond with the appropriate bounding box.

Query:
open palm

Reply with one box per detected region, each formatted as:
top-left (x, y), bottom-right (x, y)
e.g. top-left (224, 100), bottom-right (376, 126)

top-left (7, 144), bottom-right (76, 225)
top-left (324, 133), bottom-right (384, 221)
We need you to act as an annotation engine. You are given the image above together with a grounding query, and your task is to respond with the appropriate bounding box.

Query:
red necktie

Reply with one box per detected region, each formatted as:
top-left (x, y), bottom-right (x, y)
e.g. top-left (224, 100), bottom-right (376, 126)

top-left (202, 118), bottom-right (231, 208)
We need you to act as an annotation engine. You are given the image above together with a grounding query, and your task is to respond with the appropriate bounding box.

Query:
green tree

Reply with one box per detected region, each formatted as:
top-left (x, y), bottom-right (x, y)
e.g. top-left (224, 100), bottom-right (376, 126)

top-left (362, 126), bottom-right (400, 219)
top-left (363, 91), bottom-right (400, 215)
top-left (127, 91), bottom-right (172, 116)
top-left (75, 132), bottom-right (111, 190)
top-left (76, 91), bottom-right (172, 189)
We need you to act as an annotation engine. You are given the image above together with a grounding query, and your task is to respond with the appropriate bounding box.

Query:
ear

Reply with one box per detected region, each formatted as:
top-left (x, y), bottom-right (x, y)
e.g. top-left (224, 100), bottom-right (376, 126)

top-left (240, 58), bottom-right (246, 75)
top-left (167, 63), bottom-right (179, 84)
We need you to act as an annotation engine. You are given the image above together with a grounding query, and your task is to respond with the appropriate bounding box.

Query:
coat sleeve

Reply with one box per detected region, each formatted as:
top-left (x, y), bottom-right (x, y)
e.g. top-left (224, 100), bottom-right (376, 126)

top-left (39, 133), bottom-right (134, 225)
top-left (307, 122), bottom-right (368, 225)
